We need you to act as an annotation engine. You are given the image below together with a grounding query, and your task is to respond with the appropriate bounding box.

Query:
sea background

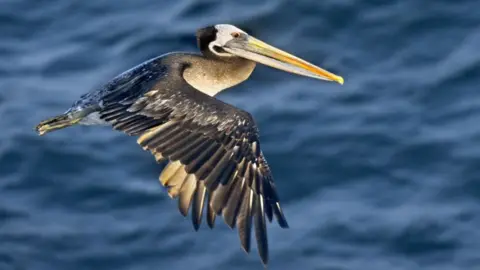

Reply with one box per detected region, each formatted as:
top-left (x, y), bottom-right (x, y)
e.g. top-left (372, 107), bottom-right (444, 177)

top-left (1, 0), bottom-right (479, 269)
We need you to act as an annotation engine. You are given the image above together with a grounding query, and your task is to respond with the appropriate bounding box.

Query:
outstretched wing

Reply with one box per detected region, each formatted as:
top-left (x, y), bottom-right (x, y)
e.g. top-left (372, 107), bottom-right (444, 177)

top-left (97, 64), bottom-right (288, 265)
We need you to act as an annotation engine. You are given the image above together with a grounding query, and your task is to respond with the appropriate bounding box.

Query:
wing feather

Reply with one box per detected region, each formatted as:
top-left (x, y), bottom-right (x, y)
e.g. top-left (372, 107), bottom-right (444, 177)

top-left (97, 65), bottom-right (288, 266)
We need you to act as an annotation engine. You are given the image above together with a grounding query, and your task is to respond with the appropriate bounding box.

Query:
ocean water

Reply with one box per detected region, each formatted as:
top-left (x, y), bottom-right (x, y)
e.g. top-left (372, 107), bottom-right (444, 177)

top-left (1, 0), bottom-right (480, 269)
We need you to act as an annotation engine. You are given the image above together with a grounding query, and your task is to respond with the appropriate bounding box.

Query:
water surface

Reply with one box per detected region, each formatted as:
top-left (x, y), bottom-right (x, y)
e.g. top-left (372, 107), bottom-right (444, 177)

top-left (1, 0), bottom-right (479, 269)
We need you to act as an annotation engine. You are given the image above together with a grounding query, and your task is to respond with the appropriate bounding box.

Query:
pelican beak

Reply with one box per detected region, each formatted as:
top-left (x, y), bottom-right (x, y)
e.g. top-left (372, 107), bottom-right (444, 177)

top-left (224, 36), bottom-right (344, 85)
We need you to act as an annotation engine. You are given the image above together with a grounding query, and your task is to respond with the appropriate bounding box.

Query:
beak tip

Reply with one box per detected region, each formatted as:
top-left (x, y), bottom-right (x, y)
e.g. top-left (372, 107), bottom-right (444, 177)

top-left (336, 76), bottom-right (344, 85)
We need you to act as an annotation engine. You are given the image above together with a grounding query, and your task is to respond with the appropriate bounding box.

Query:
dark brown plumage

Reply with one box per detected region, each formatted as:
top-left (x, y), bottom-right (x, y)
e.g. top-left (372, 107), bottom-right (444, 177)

top-left (96, 51), bottom-right (288, 265)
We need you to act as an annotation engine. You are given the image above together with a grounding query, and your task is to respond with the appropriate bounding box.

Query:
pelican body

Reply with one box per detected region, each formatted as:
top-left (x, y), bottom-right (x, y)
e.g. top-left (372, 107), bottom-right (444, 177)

top-left (36, 24), bottom-right (343, 266)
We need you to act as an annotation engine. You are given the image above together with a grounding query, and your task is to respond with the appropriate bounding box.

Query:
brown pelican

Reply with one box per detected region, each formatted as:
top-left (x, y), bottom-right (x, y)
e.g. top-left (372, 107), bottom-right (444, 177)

top-left (35, 24), bottom-right (344, 266)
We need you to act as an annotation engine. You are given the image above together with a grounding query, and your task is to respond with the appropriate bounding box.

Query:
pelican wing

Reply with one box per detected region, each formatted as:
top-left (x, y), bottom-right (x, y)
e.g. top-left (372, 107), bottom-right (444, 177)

top-left (98, 69), bottom-right (288, 265)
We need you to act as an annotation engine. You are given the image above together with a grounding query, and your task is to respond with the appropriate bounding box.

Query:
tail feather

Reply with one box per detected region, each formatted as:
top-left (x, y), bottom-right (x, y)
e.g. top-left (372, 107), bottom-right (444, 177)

top-left (35, 114), bottom-right (81, 135)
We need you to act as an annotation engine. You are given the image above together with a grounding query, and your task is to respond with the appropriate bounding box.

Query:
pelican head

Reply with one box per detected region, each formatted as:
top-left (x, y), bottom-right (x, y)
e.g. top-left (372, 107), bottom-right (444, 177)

top-left (196, 24), bottom-right (344, 85)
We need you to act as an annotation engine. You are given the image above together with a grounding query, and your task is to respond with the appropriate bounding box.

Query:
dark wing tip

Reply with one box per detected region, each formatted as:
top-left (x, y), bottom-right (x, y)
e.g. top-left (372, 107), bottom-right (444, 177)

top-left (237, 189), bottom-right (253, 254)
top-left (191, 180), bottom-right (206, 231)
top-left (206, 193), bottom-right (217, 229)
top-left (272, 202), bottom-right (289, 229)
top-left (254, 194), bottom-right (269, 266)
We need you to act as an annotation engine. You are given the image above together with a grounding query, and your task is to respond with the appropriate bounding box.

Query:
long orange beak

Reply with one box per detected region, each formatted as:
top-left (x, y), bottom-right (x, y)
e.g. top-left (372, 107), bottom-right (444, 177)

top-left (224, 36), bottom-right (344, 85)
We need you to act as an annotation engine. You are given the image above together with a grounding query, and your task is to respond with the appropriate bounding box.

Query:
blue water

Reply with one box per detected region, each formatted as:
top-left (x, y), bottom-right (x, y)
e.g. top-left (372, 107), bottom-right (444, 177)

top-left (1, 0), bottom-right (480, 269)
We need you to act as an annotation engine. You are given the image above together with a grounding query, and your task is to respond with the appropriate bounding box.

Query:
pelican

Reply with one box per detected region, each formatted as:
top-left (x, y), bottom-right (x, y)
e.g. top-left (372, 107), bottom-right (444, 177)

top-left (35, 24), bottom-right (344, 266)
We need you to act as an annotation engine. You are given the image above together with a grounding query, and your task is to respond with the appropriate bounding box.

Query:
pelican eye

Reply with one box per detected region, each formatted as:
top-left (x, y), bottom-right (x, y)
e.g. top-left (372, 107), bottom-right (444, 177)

top-left (231, 32), bottom-right (241, 38)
